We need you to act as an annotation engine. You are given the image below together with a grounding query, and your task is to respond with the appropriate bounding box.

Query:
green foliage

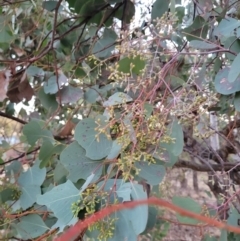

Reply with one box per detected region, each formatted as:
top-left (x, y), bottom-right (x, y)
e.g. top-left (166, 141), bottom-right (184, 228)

top-left (228, 53), bottom-right (240, 82)
top-left (23, 120), bottom-right (54, 146)
top-left (189, 40), bottom-right (216, 50)
top-left (1, 0), bottom-right (240, 240)
top-left (203, 235), bottom-right (218, 241)
top-left (151, 0), bottom-right (170, 20)
top-left (60, 141), bottom-right (103, 182)
top-left (37, 180), bottom-right (80, 229)
top-left (183, 16), bottom-right (208, 41)
top-left (42, 1), bottom-right (61, 12)
top-left (103, 92), bottom-right (133, 106)
top-left (118, 55), bottom-right (146, 75)
top-left (43, 74), bottom-right (68, 94)
top-left (18, 160), bottom-right (46, 210)
top-left (38, 88), bottom-right (58, 112)
top-left (172, 196), bottom-right (202, 224)
top-left (214, 17), bottom-right (240, 38)
top-left (93, 28), bottom-right (118, 59)
top-left (57, 85), bottom-right (83, 104)
top-left (234, 92), bottom-right (240, 111)
top-left (15, 214), bottom-right (49, 239)
top-left (74, 117), bottom-right (113, 160)
top-left (161, 120), bottom-right (184, 157)
top-left (135, 162), bottom-right (166, 185)
top-left (215, 68), bottom-right (240, 95)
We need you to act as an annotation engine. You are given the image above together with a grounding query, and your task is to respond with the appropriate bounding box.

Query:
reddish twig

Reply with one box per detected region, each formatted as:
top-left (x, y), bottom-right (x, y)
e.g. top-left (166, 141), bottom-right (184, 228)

top-left (55, 197), bottom-right (240, 241)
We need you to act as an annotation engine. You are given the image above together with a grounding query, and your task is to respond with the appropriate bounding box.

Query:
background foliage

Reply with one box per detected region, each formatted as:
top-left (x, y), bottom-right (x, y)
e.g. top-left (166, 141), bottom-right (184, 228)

top-left (1, 0), bottom-right (240, 240)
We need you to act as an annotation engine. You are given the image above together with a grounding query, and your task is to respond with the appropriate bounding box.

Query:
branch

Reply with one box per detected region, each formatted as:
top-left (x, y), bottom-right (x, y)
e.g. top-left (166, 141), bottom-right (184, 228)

top-left (0, 147), bottom-right (40, 166)
top-left (0, 111), bottom-right (71, 142)
top-left (55, 197), bottom-right (240, 241)
top-left (0, 111), bottom-right (27, 124)
top-left (175, 159), bottom-right (240, 172)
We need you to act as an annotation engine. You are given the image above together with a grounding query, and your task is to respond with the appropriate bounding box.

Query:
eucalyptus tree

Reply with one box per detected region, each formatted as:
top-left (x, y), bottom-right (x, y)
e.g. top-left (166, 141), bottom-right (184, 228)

top-left (1, 0), bottom-right (240, 240)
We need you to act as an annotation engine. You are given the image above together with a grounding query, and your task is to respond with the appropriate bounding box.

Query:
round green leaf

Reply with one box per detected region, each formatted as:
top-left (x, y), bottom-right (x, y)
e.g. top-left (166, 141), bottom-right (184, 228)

top-left (227, 207), bottom-right (240, 227)
top-left (0, 188), bottom-right (17, 203)
top-left (74, 117), bottom-right (113, 160)
top-left (74, 0), bottom-right (86, 12)
top-left (16, 214), bottom-right (48, 239)
top-left (135, 162), bottom-right (166, 185)
top-left (44, 74), bottom-right (67, 94)
top-left (79, 0), bottom-right (106, 17)
top-left (151, 0), bottom-right (170, 20)
top-left (215, 67), bottom-right (240, 95)
top-left (220, 230), bottom-right (227, 241)
top-left (103, 92), bottom-right (133, 107)
top-left (39, 140), bottom-right (55, 168)
top-left (172, 196), bottom-right (202, 224)
top-left (125, 183), bottom-right (148, 234)
top-left (144, 207), bottom-right (157, 231)
top-left (0, 27), bottom-right (12, 43)
top-left (183, 16), bottom-right (208, 41)
top-left (224, 37), bottom-right (240, 61)
top-left (92, 28), bottom-right (117, 59)
top-left (56, 85), bottom-right (83, 104)
top-left (175, 6), bottom-right (185, 24)
top-left (214, 17), bottom-right (240, 38)
top-left (18, 161), bottom-right (46, 210)
top-left (37, 180), bottom-right (79, 226)
top-left (26, 66), bottom-right (44, 77)
top-left (161, 120), bottom-right (184, 157)
top-left (107, 138), bottom-right (128, 159)
top-left (42, 1), bottom-right (62, 11)
top-left (144, 103), bottom-right (154, 118)
top-left (116, 183), bottom-right (132, 202)
top-left (114, 0), bottom-right (135, 24)
top-left (53, 162), bottom-right (68, 185)
top-left (38, 88), bottom-right (58, 112)
top-left (118, 56), bottom-right (145, 75)
top-left (23, 120), bottom-right (54, 146)
top-left (60, 141), bottom-right (103, 182)
top-left (84, 86), bottom-right (103, 103)
top-left (228, 52), bottom-right (240, 82)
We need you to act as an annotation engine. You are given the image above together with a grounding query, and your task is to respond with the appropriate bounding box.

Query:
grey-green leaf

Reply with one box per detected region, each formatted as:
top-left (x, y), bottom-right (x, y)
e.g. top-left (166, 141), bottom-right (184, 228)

top-left (161, 120), bottom-right (184, 156)
top-left (172, 196), bottom-right (201, 224)
top-left (23, 120), bottom-right (54, 146)
top-left (56, 85), bottom-right (83, 104)
top-left (135, 162), bottom-right (166, 185)
top-left (38, 88), bottom-right (58, 112)
top-left (151, 0), bottom-right (170, 20)
top-left (16, 214), bottom-right (48, 240)
top-left (60, 141), bottom-right (103, 182)
top-left (93, 28), bottom-right (117, 59)
top-left (42, 1), bottom-right (63, 11)
top-left (18, 161), bottom-right (46, 210)
top-left (215, 67), bottom-right (240, 95)
top-left (37, 180), bottom-right (79, 226)
top-left (214, 17), bottom-right (240, 38)
top-left (103, 92), bottom-right (133, 107)
top-left (189, 40), bottom-right (216, 50)
top-left (227, 207), bottom-right (240, 227)
top-left (74, 117), bottom-right (113, 160)
top-left (44, 74), bottom-right (67, 94)
top-left (228, 53), bottom-right (240, 82)
top-left (26, 66), bottom-right (44, 77)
